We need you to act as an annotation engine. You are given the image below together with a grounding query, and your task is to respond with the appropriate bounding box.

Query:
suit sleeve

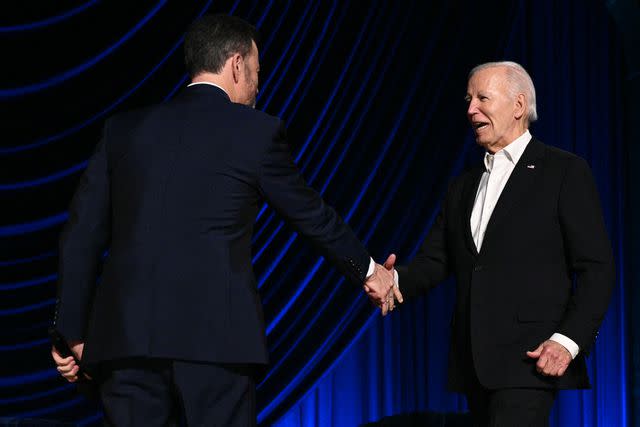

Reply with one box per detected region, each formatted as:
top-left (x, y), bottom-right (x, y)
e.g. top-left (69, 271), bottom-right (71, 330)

top-left (55, 123), bottom-right (112, 341)
top-left (256, 120), bottom-right (370, 285)
top-left (396, 185), bottom-right (453, 299)
top-left (557, 157), bottom-right (615, 355)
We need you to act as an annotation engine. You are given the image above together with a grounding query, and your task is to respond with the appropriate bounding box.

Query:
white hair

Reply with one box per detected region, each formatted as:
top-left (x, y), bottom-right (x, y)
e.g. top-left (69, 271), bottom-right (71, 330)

top-left (469, 61), bottom-right (538, 124)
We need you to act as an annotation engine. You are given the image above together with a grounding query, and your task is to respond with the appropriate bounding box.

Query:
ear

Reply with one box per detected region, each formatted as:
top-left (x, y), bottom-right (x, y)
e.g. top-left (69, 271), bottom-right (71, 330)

top-left (514, 93), bottom-right (526, 120)
top-left (231, 53), bottom-right (243, 84)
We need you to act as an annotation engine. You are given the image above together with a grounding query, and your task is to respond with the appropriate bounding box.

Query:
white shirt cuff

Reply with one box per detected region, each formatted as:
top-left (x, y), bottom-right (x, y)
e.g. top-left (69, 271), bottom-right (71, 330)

top-left (549, 333), bottom-right (580, 359)
top-left (366, 258), bottom-right (376, 279)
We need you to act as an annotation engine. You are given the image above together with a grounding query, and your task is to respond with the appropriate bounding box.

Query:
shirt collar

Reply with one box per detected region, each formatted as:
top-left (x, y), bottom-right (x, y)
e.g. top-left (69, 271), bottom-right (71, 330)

top-left (187, 81), bottom-right (230, 99)
top-left (483, 130), bottom-right (532, 172)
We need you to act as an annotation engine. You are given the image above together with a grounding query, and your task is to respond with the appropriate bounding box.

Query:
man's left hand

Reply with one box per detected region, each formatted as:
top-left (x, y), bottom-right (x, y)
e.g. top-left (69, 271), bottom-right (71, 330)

top-left (526, 340), bottom-right (572, 377)
top-left (51, 341), bottom-right (87, 383)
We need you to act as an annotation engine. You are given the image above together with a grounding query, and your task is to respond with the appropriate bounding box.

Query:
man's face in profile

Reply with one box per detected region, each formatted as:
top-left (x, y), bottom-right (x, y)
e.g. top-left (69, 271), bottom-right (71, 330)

top-left (240, 41), bottom-right (260, 108)
top-left (465, 67), bottom-right (522, 153)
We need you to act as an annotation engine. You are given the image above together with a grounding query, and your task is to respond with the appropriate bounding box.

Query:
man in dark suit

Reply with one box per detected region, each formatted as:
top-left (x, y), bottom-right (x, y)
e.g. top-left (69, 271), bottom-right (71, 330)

top-left (51, 14), bottom-right (399, 427)
top-left (380, 61), bottom-right (614, 426)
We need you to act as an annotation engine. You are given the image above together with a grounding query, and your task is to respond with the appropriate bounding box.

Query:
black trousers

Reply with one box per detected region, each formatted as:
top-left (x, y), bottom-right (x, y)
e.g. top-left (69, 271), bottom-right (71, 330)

top-left (458, 311), bottom-right (556, 427)
top-left (98, 358), bottom-right (256, 427)
top-left (465, 386), bottom-right (556, 427)
top-left (462, 358), bottom-right (556, 427)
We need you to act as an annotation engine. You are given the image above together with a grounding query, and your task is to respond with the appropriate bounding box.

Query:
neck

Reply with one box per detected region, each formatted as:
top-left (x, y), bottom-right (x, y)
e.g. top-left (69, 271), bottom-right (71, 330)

top-left (191, 72), bottom-right (233, 99)
top-left (486, 127), bottom-right (528, 154)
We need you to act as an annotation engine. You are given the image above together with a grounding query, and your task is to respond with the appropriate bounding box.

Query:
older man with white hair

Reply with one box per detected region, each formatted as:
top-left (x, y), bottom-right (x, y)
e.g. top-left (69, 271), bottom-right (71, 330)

top-left (381, 61), bottom-right (614, 426)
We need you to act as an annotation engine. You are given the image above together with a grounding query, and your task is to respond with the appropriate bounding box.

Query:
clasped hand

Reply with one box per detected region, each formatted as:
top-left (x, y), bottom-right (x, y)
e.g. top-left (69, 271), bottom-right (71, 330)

top-left (364, 254), bottom-right (403, 315)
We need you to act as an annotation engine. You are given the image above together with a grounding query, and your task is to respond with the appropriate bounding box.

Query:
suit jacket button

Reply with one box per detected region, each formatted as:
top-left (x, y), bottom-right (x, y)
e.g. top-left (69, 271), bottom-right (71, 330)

top-left (473, 265), bottom-right (483, 272)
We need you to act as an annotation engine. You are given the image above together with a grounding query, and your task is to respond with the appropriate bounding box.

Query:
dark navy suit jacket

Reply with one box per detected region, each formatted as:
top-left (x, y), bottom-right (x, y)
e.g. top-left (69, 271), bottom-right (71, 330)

top-left (54, 84), bottom-right (370, 366)
top-left (397, 139), bottom-right (615, 391)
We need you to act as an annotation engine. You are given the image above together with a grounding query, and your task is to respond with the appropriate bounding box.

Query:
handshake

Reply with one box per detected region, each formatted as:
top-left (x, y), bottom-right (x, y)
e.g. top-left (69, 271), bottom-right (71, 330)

top-left (363, 254), bottom-right (403, 316)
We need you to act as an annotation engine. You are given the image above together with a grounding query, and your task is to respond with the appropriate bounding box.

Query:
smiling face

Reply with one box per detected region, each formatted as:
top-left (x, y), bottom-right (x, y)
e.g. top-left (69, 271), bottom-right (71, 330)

top-left (465, 66), bottom-right (527, 153)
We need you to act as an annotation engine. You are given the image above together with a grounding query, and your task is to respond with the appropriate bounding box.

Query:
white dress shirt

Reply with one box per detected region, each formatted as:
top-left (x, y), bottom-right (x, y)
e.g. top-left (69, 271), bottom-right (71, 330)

top-left (396, 130), bottom-right (579, 359)
top-left (470, 130), bottom-right (531, 251)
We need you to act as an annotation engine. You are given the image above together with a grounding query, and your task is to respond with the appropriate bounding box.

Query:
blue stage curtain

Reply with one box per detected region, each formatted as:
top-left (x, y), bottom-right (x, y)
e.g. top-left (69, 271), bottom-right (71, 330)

top-left (607, 2), bottom-right (640, 426)
top-left (270, 1), bottom-right (630, 426)
top-left (0, 1), bottom-right (630, 426)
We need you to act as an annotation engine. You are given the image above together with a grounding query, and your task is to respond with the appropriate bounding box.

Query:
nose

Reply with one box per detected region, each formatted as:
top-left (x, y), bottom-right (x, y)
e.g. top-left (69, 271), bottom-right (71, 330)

top-left (467, 99), bottom-right (478, 118)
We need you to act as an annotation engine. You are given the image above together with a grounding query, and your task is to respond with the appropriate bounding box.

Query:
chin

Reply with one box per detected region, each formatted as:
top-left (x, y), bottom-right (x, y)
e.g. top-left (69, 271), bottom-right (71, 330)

top-left (475, 137), bottom-right (487, 147)
top-left (477, 141), bottom-right (495, 152)
top-left (475, 133), bottom-right (494, 147)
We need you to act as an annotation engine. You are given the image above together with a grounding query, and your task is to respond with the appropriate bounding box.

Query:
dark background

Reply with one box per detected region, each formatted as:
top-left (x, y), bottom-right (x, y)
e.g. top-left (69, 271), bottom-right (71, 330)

top-left (0, 1), bottom-right (637, 426)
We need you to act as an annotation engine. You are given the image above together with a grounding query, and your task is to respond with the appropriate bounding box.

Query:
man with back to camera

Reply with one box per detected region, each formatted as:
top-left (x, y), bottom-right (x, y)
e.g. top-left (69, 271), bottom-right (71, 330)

top-left (377, 61), bottom-right (614, 426)
top-left (51, 14), bottom-right (401, 427)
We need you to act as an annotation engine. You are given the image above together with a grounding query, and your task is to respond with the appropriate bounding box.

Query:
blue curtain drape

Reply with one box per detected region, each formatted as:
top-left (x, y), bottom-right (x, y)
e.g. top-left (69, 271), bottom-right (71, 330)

top-left (606, 2), bottom-right (640, 426)
top-left (0, 1), bottom-right (630, 426)
top-left (271, 1), bottom-right (629, 426)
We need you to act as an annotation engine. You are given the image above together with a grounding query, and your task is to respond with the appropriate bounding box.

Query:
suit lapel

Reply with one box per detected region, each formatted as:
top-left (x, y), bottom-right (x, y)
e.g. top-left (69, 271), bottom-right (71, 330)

top-left (462, 166), bottom-right (484, 256)
top-left (480, 139), bottom-right (545, 252)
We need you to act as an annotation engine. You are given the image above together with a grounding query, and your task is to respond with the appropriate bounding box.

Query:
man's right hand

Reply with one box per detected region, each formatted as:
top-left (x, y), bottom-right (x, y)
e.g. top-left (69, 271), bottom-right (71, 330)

top-left (382, 253), bottom-right (403, 308)
top-left (364, 263), bottom-right (394, 314)
top-left (363, 254), bottom-right (403, 315)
